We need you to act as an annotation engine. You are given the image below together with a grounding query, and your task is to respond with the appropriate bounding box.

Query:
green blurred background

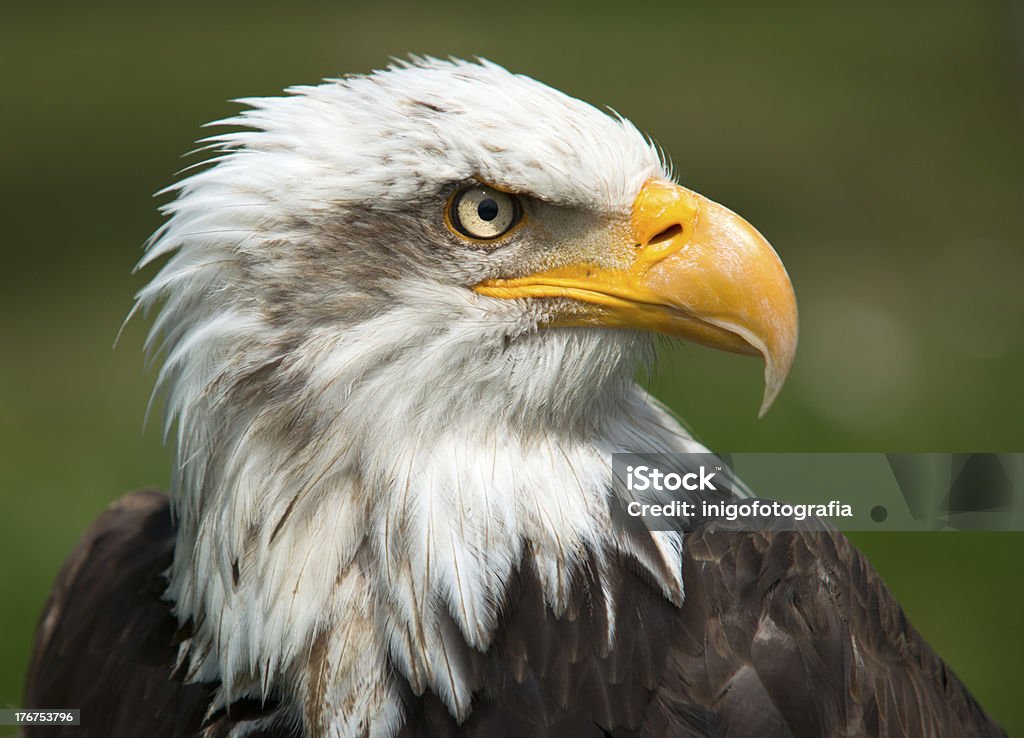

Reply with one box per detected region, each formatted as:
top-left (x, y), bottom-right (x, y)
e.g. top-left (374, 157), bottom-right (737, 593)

top-left (2, 0), bottom-right (1022, 734)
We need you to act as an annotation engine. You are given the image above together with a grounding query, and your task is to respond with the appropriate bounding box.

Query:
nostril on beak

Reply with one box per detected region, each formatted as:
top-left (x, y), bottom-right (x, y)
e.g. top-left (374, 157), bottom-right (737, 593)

top-left (647, 223), bottom-right (682, 246)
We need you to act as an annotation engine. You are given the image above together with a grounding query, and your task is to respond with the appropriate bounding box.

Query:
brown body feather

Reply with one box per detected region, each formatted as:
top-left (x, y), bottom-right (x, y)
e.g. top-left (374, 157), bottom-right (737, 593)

top-left (24, 491), bottom-right (1005, 737)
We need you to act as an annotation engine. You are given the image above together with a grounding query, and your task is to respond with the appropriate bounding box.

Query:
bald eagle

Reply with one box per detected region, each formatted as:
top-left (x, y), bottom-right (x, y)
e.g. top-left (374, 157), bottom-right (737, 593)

top-left (25, 58), bottom-right (1004, 738)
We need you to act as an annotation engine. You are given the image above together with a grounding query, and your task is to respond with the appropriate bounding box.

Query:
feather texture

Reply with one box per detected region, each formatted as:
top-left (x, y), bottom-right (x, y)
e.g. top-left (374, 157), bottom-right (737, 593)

top-left (26, 492), bottom-right (1006, 737)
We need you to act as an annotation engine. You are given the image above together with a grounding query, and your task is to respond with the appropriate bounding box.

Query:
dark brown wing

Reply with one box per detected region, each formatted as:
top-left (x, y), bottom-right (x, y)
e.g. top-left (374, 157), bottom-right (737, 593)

top-left (22, 490), bottom-right (290, 738)
top-left (645, 519), bottom-right (1008, 738)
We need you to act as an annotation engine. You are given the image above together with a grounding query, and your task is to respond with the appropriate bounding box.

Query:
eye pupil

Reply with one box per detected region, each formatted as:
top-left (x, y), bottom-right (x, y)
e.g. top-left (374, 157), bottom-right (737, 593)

top-left (477, 198), bottom-right (499, 222)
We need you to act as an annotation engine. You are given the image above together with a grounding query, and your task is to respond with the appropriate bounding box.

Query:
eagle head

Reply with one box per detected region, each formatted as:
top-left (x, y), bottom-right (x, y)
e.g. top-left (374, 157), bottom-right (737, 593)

top-left (135, 57), bottom-right (797, 735)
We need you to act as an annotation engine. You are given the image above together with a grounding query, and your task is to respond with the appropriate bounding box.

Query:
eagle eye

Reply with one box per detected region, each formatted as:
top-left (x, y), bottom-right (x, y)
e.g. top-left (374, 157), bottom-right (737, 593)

top-left (447, 184), bottom-right (522, 241)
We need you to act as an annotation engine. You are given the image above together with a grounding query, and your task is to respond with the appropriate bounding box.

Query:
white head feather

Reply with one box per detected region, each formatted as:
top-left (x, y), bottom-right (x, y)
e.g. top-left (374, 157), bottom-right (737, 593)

top-left (136, 57), bottom-right (707, 738)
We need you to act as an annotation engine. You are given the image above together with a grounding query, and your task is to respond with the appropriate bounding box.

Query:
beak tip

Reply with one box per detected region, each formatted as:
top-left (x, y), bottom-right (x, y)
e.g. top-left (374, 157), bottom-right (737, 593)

top-left (756, 332), bottom-right (797, 418)
top-left (758, 380), bottom-right (781, 419)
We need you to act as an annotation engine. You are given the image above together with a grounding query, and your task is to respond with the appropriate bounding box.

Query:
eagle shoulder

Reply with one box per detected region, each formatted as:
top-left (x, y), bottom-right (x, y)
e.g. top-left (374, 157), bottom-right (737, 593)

top-left (22, 490), bottom-right (288, 738)
top-left (655, 520), bottom-right (1007, 737)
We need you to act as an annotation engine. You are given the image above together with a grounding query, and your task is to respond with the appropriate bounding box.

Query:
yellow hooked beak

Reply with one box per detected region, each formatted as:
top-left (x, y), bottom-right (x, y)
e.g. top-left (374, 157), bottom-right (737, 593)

top-left (473, 179), bottom-right (798, 416)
